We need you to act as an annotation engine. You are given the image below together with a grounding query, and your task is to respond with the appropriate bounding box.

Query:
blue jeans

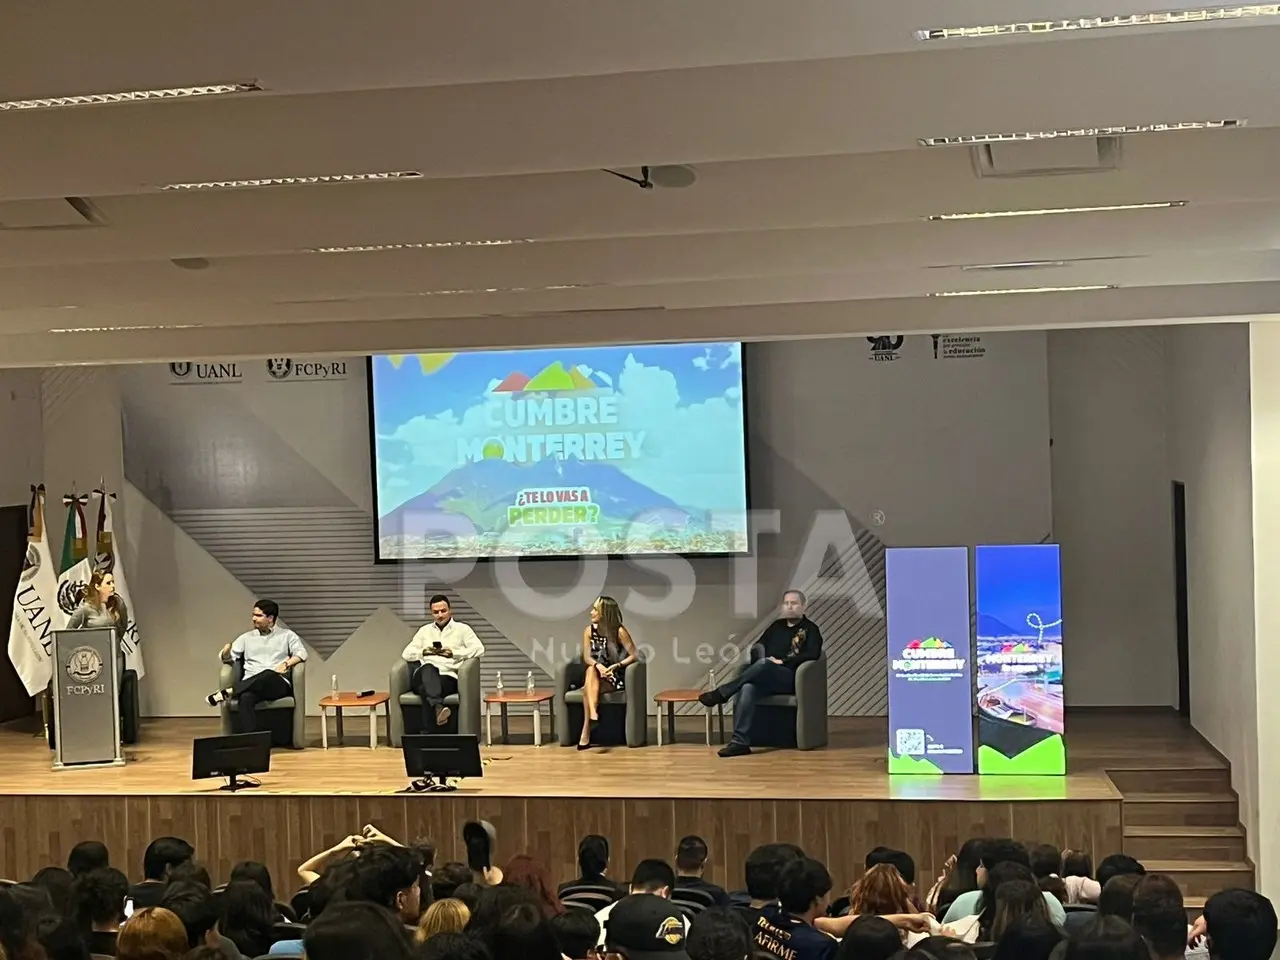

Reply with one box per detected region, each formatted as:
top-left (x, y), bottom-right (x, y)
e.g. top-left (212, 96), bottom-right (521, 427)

top-left (721, 659), bottom-right (795, 746)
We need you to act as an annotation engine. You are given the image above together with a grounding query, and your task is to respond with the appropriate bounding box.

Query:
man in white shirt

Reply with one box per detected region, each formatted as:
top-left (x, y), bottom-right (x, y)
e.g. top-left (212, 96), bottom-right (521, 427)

top-left (595, 860), bottom-right (690, 947)
top-left (207, 599), bottom-right (307, 733)
top-left (402, 594), bottom-right (484, 728)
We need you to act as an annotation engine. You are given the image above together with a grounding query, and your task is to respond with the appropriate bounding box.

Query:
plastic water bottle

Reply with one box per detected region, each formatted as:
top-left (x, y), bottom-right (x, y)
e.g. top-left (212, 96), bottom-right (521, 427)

top-left (331, 674), bottom-right (338, 695)
top-left (708, 667), bottom-right (716, 689)
top-left (526, 670), bottom-right (535, 694)
top-left (495, 671), bottom-right (504, 696)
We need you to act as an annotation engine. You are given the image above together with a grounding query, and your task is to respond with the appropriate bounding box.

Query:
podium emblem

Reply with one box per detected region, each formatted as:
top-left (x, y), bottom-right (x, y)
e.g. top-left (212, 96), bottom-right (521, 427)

top-left (66, 646), bottom-right (104, 685)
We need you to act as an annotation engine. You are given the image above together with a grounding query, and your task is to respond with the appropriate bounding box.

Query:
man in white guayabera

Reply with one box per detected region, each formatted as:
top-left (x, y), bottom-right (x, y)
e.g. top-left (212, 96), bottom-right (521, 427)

top-left (401, 594), bottom-right (485, 728)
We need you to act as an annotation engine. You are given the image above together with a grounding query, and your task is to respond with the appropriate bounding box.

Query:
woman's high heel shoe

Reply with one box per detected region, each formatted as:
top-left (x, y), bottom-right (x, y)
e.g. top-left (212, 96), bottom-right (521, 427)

top-left (577, 741), bottom-right (591, 750)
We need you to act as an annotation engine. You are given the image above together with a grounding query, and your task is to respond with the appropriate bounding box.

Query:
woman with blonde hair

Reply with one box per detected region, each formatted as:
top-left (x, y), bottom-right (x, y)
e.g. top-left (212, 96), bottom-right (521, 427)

top-left (848, 864), bottom-right (917, 917)
top-left (115, 906), bottom-right (189, 960)
top-left (415, 898), bottom-right (471, 943)
top-left (576, 596), bottom-right (637, 749)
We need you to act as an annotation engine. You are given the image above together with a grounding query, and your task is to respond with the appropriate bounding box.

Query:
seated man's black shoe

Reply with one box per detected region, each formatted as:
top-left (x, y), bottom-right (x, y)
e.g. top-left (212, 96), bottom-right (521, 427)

top-left (699, 688), bottom-right (726, 707)
top-left (718, 742), bottom-right (751, 758)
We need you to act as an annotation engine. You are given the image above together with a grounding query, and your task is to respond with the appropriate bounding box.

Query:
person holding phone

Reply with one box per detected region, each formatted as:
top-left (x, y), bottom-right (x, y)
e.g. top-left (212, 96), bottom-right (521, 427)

top-left (401, 594), bottom-right (484, 729)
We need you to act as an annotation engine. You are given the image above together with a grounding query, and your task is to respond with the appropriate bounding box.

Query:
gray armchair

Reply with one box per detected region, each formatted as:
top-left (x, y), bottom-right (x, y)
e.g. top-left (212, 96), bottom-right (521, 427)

top-left (389, 657), bottom-right (482, 746)
top-left (218, 659), bottom-right (307, 749)
top-left (556, 656), bottom-right (648, 747)
top-left (740, 644), bottom-right (828, 750)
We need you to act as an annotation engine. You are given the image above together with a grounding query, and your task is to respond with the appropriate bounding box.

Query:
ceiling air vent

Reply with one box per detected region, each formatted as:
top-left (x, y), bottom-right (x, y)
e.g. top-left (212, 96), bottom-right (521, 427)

top-left (972, 137), bottom-right (1122, 178)
top-left (0, 197), bottom-right (105, 230)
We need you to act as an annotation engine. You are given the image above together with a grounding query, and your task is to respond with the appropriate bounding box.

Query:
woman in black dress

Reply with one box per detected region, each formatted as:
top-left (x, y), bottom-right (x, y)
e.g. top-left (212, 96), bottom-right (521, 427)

top-left (577, 596), bottom-right (637, 749)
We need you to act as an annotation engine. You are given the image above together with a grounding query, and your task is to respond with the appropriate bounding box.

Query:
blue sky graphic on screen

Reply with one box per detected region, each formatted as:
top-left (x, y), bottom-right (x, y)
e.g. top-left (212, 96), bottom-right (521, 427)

top-left (370, 342), bottom-right (749, 559)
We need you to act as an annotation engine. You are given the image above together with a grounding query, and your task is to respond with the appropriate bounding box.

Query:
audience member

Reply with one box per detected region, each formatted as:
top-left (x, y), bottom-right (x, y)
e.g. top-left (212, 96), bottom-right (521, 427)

top-left (415, 899), bottom-right (471, 943)
top-left (131, 839), bottom-right (195, 910)
top-left (67, 842), bottom-right (110, 880)
top-left (603, 893), bottom-right (692, 960)
top-left (673, 837), bottom-right (730, 916)
top-left (834, 915), bottom-right (902, 960)
top-left (685, 907), bottom-right (752, 960)
top-left (301, 901), bottom-right (414, 960)
top-left (991, 915), bottom-right (1062, 960)
top-left (1098, 875), bottom-right (1142, 921)
top-left (595, 861), bottom-right (687, 946)
top-left (166, 864), bottom-right (211, 892)
top-left (847, 864), bottom-right (915, 917)
top-left (1131, 874), bottom-right (1191, 960)
top-left (928, 839), bottom-right (984, 918)
top-left (559, 835), bottom-right (625, 912)
top-left (904, 936), bottom-right (977, 960)
top-left (342, 844), bottom-right (424, 925)
top-left (1029, 845), bottom-right (1062, 882)
top-left (216, 880), bottom-right (274, 958)
top-left (72, 866), bottom-right (130, 956)
top-left (1039, 876), bottom-right (1068, 905)
top-left (226, 862), bottom-right (272, 901)
top-left (550, 906), bottom-right (601, 960)
top-left (984, 878), bottom-right (1053, 941)
top-left (755, 857), bottom-right (837, 960)
top-left (432, 863), bottom-right (476, 903)
top-left (1063, 915), bottom-right (1150, 960)
top-left (1062, 850), bottom-right (1100, 905)
top-left (35, 914), bottom-right (91, 960)
top-left (736, 844), bottom-right (804, 929)
top-left (0, 887), bottom-right (40, 960)
top-left (1202, 889), bottom-right (1278, 960)
top-left (942, 841), bottom-right (1065, 927)
top-left (466, 884), bottom-right (541, 953)
top-left (116, 906), bottom-right (190, 960)
top-left (418, 932), bottom-right (492, 960)
top-left (504, 856), bottom-right (565, 918)
top-left (157, 882), bottom-right (221, 953)
top-left (452, 883), bottom-right (482, 913)
top-left (948, 862), bottom-right (1035, 940)
top-left (1095, 856), bottom-right (1145, 891)
top-left (490, 901), bottom-right (562, 960)
top-left (31, 867), bottom-right (74, 918)
top-left (865, 848), bottom-right (916, 887)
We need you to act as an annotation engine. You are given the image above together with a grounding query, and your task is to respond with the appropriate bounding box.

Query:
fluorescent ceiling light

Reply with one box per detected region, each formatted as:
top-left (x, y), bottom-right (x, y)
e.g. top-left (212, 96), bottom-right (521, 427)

top-left (0, 82), bottom-right (261, 112)
top-left (159, 170), bottom-right (422, 191)
top-left (960, 260), bottom-right (1068, 271)
top-left (308, 239), bottom-right (533, 253)
top-left (275, 283), bottom-right (596, 305)
top-left (50, 323), bottom-right (202, 334)
top-left (917, 5), bottom-right (1280, 40)
top-left (919, 120), bottom-right (1244, 147)
top-left (929, 285), bottom-right (1118, 297)
top-left (929, 201), bottom-right (1187, 220)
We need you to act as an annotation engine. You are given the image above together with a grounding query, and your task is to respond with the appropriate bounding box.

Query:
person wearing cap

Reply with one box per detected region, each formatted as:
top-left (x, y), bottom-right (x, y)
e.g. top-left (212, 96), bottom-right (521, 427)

top-left (604, 893), bottom-right (692, 960)
top-left (596, 862), bottom-right (691, 947)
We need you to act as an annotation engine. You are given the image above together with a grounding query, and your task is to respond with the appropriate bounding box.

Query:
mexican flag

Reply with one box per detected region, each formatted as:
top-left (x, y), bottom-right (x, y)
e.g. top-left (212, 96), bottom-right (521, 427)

top-left (56, 492), bottom-right (93, 622)
top-left (6, 485), bottom-right (64, 695)
top-left (93, 489), bottom-right (144, 677)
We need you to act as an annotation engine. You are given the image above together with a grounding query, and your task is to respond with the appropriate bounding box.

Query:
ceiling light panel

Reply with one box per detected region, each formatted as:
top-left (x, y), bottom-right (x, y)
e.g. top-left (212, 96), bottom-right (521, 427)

top-left (917, 5), bottom-right (1280, 40)
top-left (308, 239), bottom-right (533, 253)
top-left (159, 170), bottom-right (422, 191)
top-left (929, 285), bottom-right (1118, 297)
top-left (0, 82), bottom-right (261, 111)
top-left (919, 120), bottom-right (1245, 147)
top-left (928, 201), bottom-right (1187, 220)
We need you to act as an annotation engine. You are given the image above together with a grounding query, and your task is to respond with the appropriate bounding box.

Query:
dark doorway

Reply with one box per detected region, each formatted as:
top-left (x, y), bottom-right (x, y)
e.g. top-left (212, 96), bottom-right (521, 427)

top-left (1171, 481), bottom-right (1190, 718)
top-left (0, 504), bottom-right (35, 723)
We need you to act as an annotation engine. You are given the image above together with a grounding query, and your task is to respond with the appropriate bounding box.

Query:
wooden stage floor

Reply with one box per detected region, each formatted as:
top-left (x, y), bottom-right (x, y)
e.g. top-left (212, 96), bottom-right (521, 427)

top-left (0, 712), bottom-right (1222, 895)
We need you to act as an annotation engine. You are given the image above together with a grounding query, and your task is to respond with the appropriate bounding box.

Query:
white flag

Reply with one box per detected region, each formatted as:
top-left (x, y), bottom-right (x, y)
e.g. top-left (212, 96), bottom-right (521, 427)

top-left (94, 490), bottom-right (144, 677)
top-left (7, 486), bottom-right (65, 695)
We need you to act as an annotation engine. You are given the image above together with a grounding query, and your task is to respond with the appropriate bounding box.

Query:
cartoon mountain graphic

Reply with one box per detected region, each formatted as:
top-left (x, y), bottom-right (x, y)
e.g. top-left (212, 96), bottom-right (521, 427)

top-left (920, 637), bottom-right (951, 649)
top-left (906, 640), bottom-right (923, 649)
top-left (524, 362), bottom-right (578, 391)
top-left (492, 372), bottom-right (530, 393)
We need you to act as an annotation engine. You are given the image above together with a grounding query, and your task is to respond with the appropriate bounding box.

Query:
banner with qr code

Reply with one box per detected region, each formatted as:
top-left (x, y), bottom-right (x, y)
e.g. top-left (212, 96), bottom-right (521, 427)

top-left (974, 544), bottom-right (1066, 775)
top-left (885, 547), bottom-right (974, 774)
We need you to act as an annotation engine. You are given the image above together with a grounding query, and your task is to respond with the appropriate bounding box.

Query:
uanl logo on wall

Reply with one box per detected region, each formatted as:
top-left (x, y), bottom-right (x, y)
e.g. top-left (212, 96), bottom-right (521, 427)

top-left (867, 335), bottom-right (905, 362)
top-left (168, 361), bottom-right (243, 385)
top-left (264, 358), bottom-right (349, 382)
top-left (931, 334), bottom-right (987, 360)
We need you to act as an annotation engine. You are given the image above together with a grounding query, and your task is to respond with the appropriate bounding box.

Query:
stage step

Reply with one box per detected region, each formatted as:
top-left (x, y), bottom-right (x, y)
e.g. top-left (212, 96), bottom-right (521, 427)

top-left (1123, 792), bottom-right (1240, 827)
top-left (1140, 860), bottom-right (1255, 898)
top-left (1124, 825), bottom-right (1247, 862)
top-left (1107, 767), bottom-right (1232, 795)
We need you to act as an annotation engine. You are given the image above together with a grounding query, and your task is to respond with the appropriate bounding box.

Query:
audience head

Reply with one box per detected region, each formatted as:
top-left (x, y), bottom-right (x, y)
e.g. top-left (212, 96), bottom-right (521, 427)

top-left (936, 838), bottom-right (986, 917)
top-left (744, 844), bottom-right (803, 904)
top-left (579, 835), bottom-right (611, 879)
top-left (686, 907), bottom-right (751, 960)
top-left (834, 915), bottom-right (902, 960)
top-left (1038, 874), bottom-right (1068, 905)
top-left (66, 841), bottom-right (109, 878)
top-left (605, 893), bottom-right (691, 960)
top-left (977, 839), bottom-right (1031, 882)
top-left (990, 916), bottom-right (1062, 960)
top-left (906, 936), bottom-right (977, 960)
top-left (1063, 915), bottom-right (1150, 960)
top-left (157, 882), bottom-right (217, 949)
top-left (227, 861), bottom-right (274, 900)
top-left (988, 879), bottom-right (1050, 941)
top-left (864, 847), bottom-right (916, 886)
top-left (848, 863), bottom-right (914, 916)
top-left (164, 861), bottom-right (209, 890)
top-left (1203, 888), bottom-right (1278, 960)
top-left (344, 843), bottom-right (424, 924)
top-left (30, 867), bottom-right (73, 918)
top-left (215, 879), bottom-right (275, 957)
top-left (73, 866), bottom-right (130, 931)
top-left (1029, 844), bottom-right (1062, 880)
top-left (452, 883), bottom-right (483, 912)
top-left (1098, 874), bottom-right (1142, 920)
top-left (1062, 849), bottom-right (1094, 879)
top-left (302, 900), bottom-right (414, 960)
top-left (116, 906), bottom-right (189, 960)
top-left (504, 855), bottom-right (565, 917)
top-left (419, 932), bottom-right (493, 960)
top-left (491, 900), bottom-right (562, 960)
top-left (433, 862), bottom-right (476, 901)
top-left (630, 860), bottom-right (677, 898)
top-left (416, 898), bottom-right (471, 942)
top-left (976, 862), bottom-right (1036, 938)
top-left (777, 857), bottom-right (831, 920)
top-left (0, 887), bottom-right (36, 960)
top-left (1131, 874), bottom-right (1187, 960)
top-left (35, 914), bottom-right (90, 960)
top-left (1095, 855), bottom-right (1145, 890)
top-left (466, 884), bottom-right (539, 951)
top-left (676, 836), bottom-right (711, 877)
top-left (305, 857), bottom-right (356, 921)
top-left (140, 838), bottom-right (194, 882)
top-left (550, 908), bottom-right (602, 960)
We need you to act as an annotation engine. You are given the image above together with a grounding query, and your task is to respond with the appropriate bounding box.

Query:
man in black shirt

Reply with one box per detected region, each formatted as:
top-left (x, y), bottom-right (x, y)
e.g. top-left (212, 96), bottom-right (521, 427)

top-left (672, 836), bottom-right (730, 918)
top-left (701, 590), bottom-right (822, 757)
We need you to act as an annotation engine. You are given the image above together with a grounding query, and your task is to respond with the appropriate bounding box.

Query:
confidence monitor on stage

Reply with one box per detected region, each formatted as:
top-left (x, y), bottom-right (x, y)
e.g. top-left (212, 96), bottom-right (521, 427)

top-left (402, 734), bottom-right (483, 792)
top-left (192, 732), bottom-right (272, 792)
